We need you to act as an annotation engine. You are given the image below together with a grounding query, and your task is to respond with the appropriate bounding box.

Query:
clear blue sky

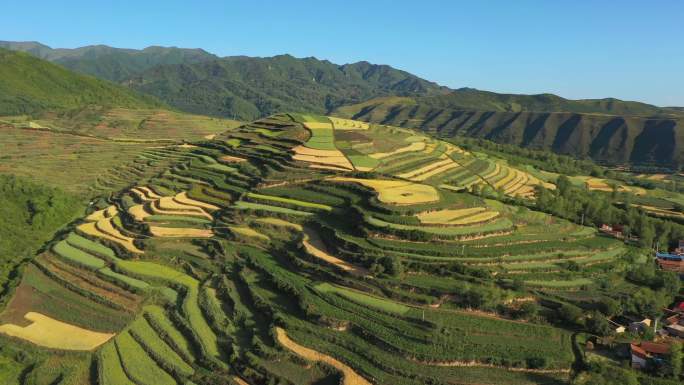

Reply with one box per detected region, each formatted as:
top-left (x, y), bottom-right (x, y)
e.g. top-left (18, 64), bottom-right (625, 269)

top-left (2, 0), bottom-right (683, 106)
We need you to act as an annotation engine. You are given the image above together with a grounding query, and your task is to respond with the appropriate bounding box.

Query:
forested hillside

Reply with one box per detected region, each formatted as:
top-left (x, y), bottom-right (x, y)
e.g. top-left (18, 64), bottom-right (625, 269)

top-left (0, 48), bottom-right (162, 115)
top-left (125, 55), bottom-right (447, 120)
top-left (0, 175), bottom-right (81, 303)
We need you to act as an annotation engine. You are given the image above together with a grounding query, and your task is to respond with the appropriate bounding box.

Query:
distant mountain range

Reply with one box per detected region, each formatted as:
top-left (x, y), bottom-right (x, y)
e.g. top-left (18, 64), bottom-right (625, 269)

top-left (1, 40), bottom-right (682, 166)
top-left (0, 41), bottom-right (447, 120)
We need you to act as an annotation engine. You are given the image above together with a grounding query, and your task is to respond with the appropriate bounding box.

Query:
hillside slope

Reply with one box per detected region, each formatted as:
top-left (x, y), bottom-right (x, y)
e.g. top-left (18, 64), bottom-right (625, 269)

top-left (334, 95), bottom-right (684, 167)
top-left (125, 55), bottom-right (447, 120)
top-left (0, 41), bottom-right (217, 82)
top-left (0, 48), bottom-right (162, 115)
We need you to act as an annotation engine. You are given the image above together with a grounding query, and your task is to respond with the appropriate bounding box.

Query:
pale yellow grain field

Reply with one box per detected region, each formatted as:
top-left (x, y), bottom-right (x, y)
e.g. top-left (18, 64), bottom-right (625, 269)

top-left (328, 117), bottom-right (370, 130)
top-left (369, 141), bottom-right (427, 159)
top-left (417, 207), bottom-right (486, 224)
top-left (85, 205), bottom-right (118, 222)
top-left (302, 122), bottom-right (333, 130)
top-left (303, 227), bottom-right (367, 276)
top-left (148, 226), bottom-right (213, 238)
top-left (0, 312), bottom-right (114, 350)
top-left (330, 177), bottom-right (440, 205)
top-left (292, 145), bottom-right (354, 170)
top-left (78, 220), bottom-right (142, 253)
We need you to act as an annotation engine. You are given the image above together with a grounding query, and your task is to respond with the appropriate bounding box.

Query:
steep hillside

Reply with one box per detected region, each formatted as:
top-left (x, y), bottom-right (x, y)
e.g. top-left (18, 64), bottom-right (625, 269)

top-left (334, 96), bottom-right (684, 167)
top-left (417, 88), bottom-right (683, 116)
top-left (125, 55), bottom-right (447, 120)
top-left (0, 49), bottom-right (162, 115)
top-left (0, 41), bottom-right (216, 82)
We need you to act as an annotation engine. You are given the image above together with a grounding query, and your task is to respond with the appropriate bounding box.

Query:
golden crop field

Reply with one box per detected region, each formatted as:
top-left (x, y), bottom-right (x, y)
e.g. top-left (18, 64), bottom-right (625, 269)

top-left (330, 177), bottom-right (440, 205)
top-left (0, 312), bottom-right (114, 350)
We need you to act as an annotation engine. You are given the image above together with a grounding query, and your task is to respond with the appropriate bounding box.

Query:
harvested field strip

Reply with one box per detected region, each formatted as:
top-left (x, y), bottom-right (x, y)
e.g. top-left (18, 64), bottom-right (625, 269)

top-left (173, 191), bottom-right (220, 211)
top-left (329, 117), bottom-right (370, 130)
top-left (77, 222), bottom-right (142, 254)
top-left (99, 343), bottom-right (136, 385)
top-left (0, 312), bottom-right (114, 350)
top-left (329, 177), bottom-right (440, 205)
top-left (230, 226), bottom-right (270, 241)
top-left (155, 197), bottom-right (212, 218)
top-left (479, 162), bottom-right (501, 181)
top-left (150, 203), bottom-right (212, 220)
top-left (302, 122), bottom-right (333, 130)
top-left (53, 240), bottom-right (106, 269)
top-left (66, 232), bottom-right (117, 260)
top-left (129, 316), bottom-right (194, 376)
top-left (219, 155), bottom-right (246, 163)
top-left (144, 305), bottom-right (195, 363)
top-left (96, 219), bottom-right (142, 253)
top-left (292, 154), bottom-right (353, 170)
top-left (397, 158), bottom-right (452, 179)
top-left (450, 211), bottom-right (500, 225)
top-left (309, 164), bottom-right (351, 172)
top-left (246, 192), bottom-right (332, 211)
top-left (635, 204), bottom-right (684, 218)
top-left (128, 204), bottom-right (151, 221)
top-left (86, 205), bottom-right (118, 221)
top-left (253, 217), bottom-right (303, 231)
top-left (316, 283), bottom-right (410, 315)
top-left (148, 226), bottom-right (213, 238)
top-left (291, 146), bottom-right (342, 157)
top-left (416, 207), bottom-right (486, 224)
top-left (233, 201), bottom-right (314, 217)
top-left (367, 216), bottom-right (513, 236)
top-left (115, 332), bottom-right (177, 385)
top-left (275, 327), bottom-right (372, 385)
top-left (411, 162), bottom-right (459, 182)
top-left (115, 261), bottom-right (219, 358)
top-left (303, 227), bottom-right (367, 276)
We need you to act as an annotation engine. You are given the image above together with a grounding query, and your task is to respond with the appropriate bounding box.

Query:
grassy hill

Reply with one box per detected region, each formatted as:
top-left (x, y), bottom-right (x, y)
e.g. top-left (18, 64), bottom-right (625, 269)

top-left (0, 48), bottom-right (162, 115)
top-left (334, 94), bottom-right (684, 167)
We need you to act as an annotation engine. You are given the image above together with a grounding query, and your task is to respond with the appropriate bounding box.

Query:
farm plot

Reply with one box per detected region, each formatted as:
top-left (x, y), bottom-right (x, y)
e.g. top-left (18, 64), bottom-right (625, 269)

top-left (329, 117), bottom-right (370, 130)
top-left (330, 177), bottom-right (440, 205)
top-left (276, 327), bottom-right (373, 385)
top-left (292, 145), bottom-right (354, 171)
top-left (416, 207), bottom-right (499, 225)
top-left (0, 312), bottom-right (114, 350)
top-left (78, 218), bottom-right (142, 254)
top-left (303, 227), bottom-right (367, 276)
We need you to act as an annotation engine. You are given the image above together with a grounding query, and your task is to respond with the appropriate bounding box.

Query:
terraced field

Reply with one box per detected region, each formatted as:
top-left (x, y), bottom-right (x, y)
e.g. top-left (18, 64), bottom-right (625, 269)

top-left (0, 113), bottom-right (638, 385)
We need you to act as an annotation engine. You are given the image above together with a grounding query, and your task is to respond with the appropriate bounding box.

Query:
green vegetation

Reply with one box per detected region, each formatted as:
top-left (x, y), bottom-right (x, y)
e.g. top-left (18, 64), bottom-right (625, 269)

top-left (0, 175), bottom-right (81, 305)
top-left (1, 100), bottom-right (682, 385)
top-left (0, 48), bottom-right (161, 115)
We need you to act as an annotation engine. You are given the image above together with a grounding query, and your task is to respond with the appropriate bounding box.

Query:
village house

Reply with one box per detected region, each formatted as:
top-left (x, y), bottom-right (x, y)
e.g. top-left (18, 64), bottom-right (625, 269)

top-left (630, 341), bottom-right (670, 369)
top-left (628, 318), bottom-right (652, 334)
top-left (663, 312), bottom-right (684, 338)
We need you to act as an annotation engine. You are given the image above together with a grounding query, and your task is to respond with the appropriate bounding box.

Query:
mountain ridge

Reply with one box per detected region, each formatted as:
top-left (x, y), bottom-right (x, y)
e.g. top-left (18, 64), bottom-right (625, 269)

top-left (333, 95), bottom-right (684, 167)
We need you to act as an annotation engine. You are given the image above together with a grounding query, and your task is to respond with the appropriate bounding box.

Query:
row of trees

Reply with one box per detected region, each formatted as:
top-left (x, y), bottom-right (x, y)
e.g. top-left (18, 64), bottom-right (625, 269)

top-left (534, 175), bottom-right (684, 250)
